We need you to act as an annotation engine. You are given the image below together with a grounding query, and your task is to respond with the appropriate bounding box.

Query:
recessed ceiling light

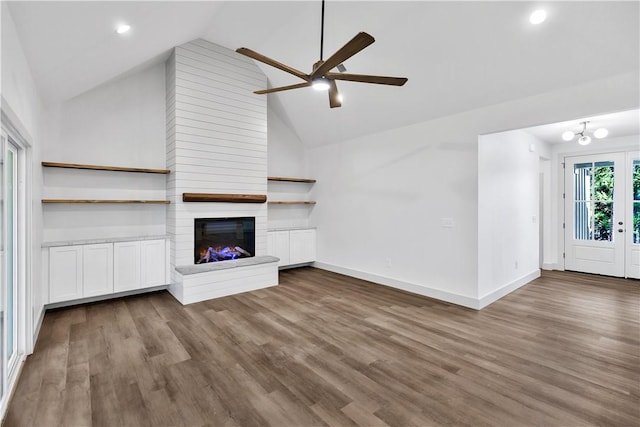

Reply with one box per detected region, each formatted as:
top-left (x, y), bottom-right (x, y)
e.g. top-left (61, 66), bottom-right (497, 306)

top-left (529, 10), bottom-right (547, 25)
top-left (116, 24), bottom-right (131, 34)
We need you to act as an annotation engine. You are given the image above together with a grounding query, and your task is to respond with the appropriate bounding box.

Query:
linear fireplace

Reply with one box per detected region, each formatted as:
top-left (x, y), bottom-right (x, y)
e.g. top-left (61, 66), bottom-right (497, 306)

top-left (194, 217), bottom-right (255, 264)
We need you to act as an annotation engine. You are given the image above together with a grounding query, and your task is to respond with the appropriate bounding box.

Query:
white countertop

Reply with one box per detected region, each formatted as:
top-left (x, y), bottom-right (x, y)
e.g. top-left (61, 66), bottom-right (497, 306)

top-left (42, 235), bottom-right (169, 248)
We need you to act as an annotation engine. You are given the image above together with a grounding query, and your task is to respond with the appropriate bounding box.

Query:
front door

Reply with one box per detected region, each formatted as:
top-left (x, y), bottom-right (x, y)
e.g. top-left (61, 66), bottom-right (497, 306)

top-left (565, 152), bottom-right (640, 278)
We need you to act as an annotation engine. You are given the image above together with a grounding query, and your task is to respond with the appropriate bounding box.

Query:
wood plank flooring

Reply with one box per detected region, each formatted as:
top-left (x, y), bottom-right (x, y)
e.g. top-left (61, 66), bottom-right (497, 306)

top-left (4, 268), bottom-right (639, 426)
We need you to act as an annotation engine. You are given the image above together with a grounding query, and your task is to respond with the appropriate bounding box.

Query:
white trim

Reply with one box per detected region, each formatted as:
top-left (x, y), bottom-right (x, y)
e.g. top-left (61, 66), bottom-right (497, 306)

top-left (312, 262), bottom-right (480, 309)
top-left (1, 106), bottom-right (34, 419)
top-left (45, 285), bottom-right (169, 310)
top-left (541, 262), bottom-right (557, 271)
top-left (477, 269), bottom-right (541, 309)
top-left (32, 307), bottom-right (45, 349)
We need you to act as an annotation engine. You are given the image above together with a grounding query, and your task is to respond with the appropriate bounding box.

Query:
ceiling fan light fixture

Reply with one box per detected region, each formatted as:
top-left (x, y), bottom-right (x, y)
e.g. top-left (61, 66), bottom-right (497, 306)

top-left (578, 135), bottom-right (592, 146)
top-left (594, 128), bottom-right (609, 139)
top-left (312, 76), bottom-right (330, 91)
top-left (562, 131), bottom-right (575, 141)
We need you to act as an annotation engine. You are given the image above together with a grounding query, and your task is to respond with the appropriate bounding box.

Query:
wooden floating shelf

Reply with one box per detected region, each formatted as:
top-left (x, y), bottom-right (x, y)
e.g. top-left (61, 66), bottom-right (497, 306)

top-left (42, 161), bottom-right (170, 174)
top-left (268, 201), bottom-right (317, 205)
top-left (267, 176), bottom-right (316, 183)
top-left (182, 193), bottom-right (267, 203)
top-left (42, 199), bottom-right (170, 204)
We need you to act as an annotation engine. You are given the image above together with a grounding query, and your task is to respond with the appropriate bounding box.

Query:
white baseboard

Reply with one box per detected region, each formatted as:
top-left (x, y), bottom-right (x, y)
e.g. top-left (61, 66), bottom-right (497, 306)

top-left (542, 262), bottom-right (563, 271)
top-left (313, 262), bottom-right (541, 310)
top-left (312, 262), bottom-right (480, 309)
top-left (31, 307), bottom-right (45, 354)
top-left (477, 269), bottom-right (541, 309)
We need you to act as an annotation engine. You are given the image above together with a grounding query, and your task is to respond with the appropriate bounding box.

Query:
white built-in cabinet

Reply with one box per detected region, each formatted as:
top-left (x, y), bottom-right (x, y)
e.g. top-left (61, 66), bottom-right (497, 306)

top-left (289, 229), bottom-right (316, 265)
top-left (83, 243), bottom-right (114, 297)
top-left (141, 239), bottom-right (168, 287)
top-left (114, 241), bottom-right (141, 292)
top-left (267, 229), bottom-right (316, 267)
top-left (49, 246), bottom-right (83, 303)
top-left (49, 239), bottom-right (166, 304)
top-left (268, 231), bottom-right (291, 266)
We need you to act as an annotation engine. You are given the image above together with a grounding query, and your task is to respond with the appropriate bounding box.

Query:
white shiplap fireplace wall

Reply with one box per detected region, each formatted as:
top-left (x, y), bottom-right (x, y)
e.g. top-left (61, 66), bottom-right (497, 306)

top-left (166, 39), bottom-right (274, 304)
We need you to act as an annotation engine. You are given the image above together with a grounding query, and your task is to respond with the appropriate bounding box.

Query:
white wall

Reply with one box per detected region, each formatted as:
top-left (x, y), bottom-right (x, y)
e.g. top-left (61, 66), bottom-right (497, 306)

top-left (1, 1), bottom-right (44, 407)
top-left (478, 130), bottom-right (547, 305)
top-left (309, 71), bottom-right (639, 309)
top-left (40, 63), bottom-right (166, 243)
top-left (43, 63), bottom-right (166, 167)
top-left (268, 106), bottom-right (306, 178)
top-left (267, 105), bottom-right (313, 230)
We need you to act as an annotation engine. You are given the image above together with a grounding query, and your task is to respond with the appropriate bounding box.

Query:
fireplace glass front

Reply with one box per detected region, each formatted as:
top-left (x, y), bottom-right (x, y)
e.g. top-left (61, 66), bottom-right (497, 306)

top-left (194, 217), bottom-right (255, 264)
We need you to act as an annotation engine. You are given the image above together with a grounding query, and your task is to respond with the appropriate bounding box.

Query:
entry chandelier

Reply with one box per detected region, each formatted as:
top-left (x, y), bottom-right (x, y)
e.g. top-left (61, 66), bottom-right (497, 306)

top-left (562, 121), bottom-right (608, 146)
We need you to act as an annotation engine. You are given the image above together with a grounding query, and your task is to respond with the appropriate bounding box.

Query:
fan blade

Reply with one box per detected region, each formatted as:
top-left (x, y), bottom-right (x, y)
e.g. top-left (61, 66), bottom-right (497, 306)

top-left (309, 32), bottom-right (375, 80)
top-left (254, 82), bottom-right (311, 94)
top-left (327, 73), bottom-right (407, 86)
top-left (236, 47), bottom-right (309, 81)
top-left (329, 80), bottom-right (341, 108)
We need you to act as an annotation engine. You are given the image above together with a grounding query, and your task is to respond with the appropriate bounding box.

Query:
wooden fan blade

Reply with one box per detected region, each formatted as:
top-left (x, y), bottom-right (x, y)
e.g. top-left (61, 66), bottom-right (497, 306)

top-left (236, 47), bottom-right (309, 81)
top-left (254, 82), bottom-right (311, 94)
top-left (327, 73), bottom-right (408, 86)
top-left (329, 80), bottom-right (341, 108)
top-left (310, 32), bottom-right (375, 80)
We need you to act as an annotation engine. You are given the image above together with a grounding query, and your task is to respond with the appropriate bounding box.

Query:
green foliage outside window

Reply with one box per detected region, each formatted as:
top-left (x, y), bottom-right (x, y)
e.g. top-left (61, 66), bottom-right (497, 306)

top-left (593, 165), bottom-right (613, 240)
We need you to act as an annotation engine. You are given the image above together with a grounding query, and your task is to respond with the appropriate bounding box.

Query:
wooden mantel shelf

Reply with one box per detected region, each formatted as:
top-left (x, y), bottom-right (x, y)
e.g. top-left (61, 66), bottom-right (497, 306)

top-left (42, 161), bottom-right (170, 174)
top-left (267, 176), bottom-right (316, 183)
top-left (42, 199), bottom-right (170, 204)
top-left (182, 193), bottom-right (267, 203)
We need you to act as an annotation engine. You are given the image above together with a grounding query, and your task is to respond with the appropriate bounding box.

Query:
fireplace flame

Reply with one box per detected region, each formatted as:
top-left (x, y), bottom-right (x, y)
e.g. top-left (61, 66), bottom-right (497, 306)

top-left (196, 245), bottom-right (252, 263)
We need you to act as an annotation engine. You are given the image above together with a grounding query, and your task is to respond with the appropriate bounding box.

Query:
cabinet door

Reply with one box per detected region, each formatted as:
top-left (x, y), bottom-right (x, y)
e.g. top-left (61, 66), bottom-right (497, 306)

top-left (289, 229), bottom-right (316, 265)
top-left (114, 241), bottom-right (141, 292)
top-left (82, 243), bottom-right (114, 297)
top-left (50, 246), bottom-right (83, 303)
top-left (268, 231), bottom-right (290, 266)
top-left (141, 239), bottom-right (166, 288)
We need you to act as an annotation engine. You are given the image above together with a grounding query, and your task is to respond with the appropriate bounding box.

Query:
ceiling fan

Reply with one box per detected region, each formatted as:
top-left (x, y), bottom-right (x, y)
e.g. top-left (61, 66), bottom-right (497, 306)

top-left (235, 0), bottom-right (408, 108)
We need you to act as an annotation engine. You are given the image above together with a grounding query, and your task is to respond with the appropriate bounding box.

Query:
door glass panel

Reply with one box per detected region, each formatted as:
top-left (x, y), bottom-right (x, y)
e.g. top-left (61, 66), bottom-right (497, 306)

top-left (594, 161), bottom-right (614, 200)
top-left (574, 161), bottom-right (615, 241)
top-left (574, 201), bottom-right (592, 240)
top-left (0, 137), bottom-right (3, 398)
top-left (594, 202), bottom-right (612, 241)
top-left (634, 161), bottom-right (640, 244)
top-left (574, 162), bottom-right (592, 201)
top-left (6, 149), bottom-right (14, 360)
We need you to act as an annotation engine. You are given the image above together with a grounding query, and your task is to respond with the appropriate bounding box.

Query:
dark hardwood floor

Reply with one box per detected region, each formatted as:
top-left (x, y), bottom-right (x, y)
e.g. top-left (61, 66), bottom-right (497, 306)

top-left (4, 268), bottom-right (639, 426)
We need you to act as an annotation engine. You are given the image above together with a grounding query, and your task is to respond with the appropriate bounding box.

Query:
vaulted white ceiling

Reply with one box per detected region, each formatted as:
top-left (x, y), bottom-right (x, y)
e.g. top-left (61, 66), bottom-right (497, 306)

top-left (7, 1), bottom-right (640, 146)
